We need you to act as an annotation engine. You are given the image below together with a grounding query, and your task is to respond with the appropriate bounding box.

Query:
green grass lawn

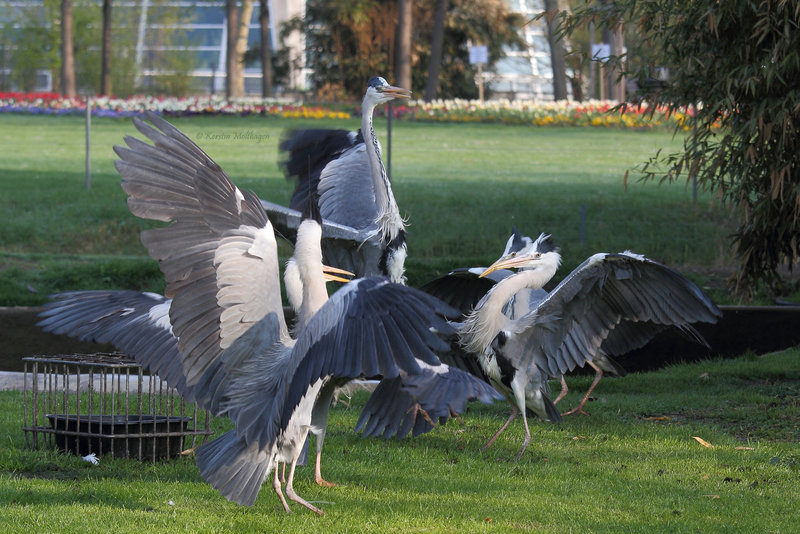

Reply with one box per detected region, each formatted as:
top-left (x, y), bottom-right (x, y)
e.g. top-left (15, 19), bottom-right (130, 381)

top-left (0, 113), bottom-right (797, 530)
top-left (1, 349), bottom-right (799, 532)
top-left (0, 113), bottom-right (737, 306)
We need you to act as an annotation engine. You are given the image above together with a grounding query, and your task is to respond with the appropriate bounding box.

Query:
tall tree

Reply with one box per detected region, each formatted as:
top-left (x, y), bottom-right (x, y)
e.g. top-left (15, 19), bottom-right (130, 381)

top-left (225, 0), bottom-right (238, 99)
top-left (543, 0), bottom-right (567, 100)
top-left (299, 0), bottom-right (523, 99)
top-left (232, 0), bottom-right (254, 96)
top-left (259, 0), bottom-right (272, 97)
top-left (562, 1), bottom-right (800, 297)
top-left (100, 0), bottom-right (111, 95)
top-left (394, 0), bottom-right (413, 88)
top-left (60, 0), bottom-right (76, 98)
top-left (423, 0), bottom-right (447, 101)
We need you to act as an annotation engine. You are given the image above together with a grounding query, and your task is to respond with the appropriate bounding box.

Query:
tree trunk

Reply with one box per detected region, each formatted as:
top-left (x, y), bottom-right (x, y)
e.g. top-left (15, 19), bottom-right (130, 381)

top-left (610, 23), bottom-right (625, 101)
top-left (61, 0), bottom-right (76, 98)
top-left (394, 0), bottom-right (412, 88)
top-left (100, 0), bottom-right (112, 95)
top-left (259, 0), bottom-right (272, 97)
top-left (423, 0), bottom-right (447, 102)
top-left (232, 0), bottom-right (254, 97)
top-left (543, 0), bottom-right (567, 100)
top-left (225, 0), bottom-right (238, 99)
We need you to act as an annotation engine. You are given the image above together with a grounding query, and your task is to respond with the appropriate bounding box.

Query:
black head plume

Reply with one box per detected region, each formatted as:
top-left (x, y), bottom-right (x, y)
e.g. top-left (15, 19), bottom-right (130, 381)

top-left (367, 76), bottom-right (388, 90)
top-left (533, 233), bottom-right (558, 254)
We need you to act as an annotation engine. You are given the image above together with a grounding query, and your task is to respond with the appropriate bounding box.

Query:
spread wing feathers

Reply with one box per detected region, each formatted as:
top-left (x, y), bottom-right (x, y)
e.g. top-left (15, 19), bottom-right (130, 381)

top-left (421, 268), bottom-right (513, 316)
top-left (36, 290), bottom-right (187, 392)
top-left (280, 128), bottom-right (362, 213)
top-left (195, 429), bottom-right (274, 506)
top-left (221, 277), bottom-right (458, 448)
top-left (511, 252), bottom-right (722, 378)
top-left (114, 111), bottom-right (288, 406)
top-left (355, 366), bottom-right (502, 439)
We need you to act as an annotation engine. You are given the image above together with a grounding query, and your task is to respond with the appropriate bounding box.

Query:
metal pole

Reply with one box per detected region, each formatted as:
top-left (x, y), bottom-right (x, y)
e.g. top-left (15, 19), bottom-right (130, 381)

top-left (580, 204), bottom-right (586, 246)
top-left (692, 103), bottom-right (698, 202)
top-left (85, 96), bottom-right (91, 190)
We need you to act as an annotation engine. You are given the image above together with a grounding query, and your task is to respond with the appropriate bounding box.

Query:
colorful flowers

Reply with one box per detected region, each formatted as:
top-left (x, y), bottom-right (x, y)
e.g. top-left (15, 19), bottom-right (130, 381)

top-left (0, 92), bottom-right (352, 120)
top-left (0, 92), bottom-right (691, 129)
top-left (403, 99), bottom-right (691, 129)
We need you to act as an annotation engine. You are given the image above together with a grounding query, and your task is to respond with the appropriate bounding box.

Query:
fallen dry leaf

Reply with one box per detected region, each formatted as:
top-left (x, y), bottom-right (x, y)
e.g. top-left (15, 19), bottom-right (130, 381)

top-left (735, 446), bottom-right (755, 451)
top-left (572, 435), bottom-right (586, 441)
top-left (702, 494), bottom-right (720, 500)
top-left (692, 436), bottom-right (713, 448)
top-left (699, 372), bottom-right (709, 379)
top-left (645, 416), bottom-right (671, 421)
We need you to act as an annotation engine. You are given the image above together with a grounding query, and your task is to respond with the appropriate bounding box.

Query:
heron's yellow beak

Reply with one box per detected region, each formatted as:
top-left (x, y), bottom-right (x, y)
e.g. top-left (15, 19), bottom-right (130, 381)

top-left (322, 264), bottom-right (355, 283)
top-left (479, 254), bottom-right (532, 278)
top-left (381, 85), bottom-right (412, 99)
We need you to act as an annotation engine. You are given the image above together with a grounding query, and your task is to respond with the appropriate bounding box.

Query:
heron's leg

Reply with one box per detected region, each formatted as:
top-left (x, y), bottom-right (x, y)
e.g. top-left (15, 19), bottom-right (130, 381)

top-left (449, 407), bottom-right (464, 425)
top-left (281, 461), bottom-right (287, 483)
top-left (314, 450), bottom-right (336, 487)
top-left (407, 403), bottom-right (437, 428)
top-left (553, 375), bottom-right (569, 405)
top-left (482, 407), bottom-right (519, 451)
top-left (285, 456), bottom-right (323, 515)
top-left (272, 464), bottom-right (292, 513)
top-left (514, 408), bottom-right (532, 461)
top-left (562, 360), bottom-right (603, 416)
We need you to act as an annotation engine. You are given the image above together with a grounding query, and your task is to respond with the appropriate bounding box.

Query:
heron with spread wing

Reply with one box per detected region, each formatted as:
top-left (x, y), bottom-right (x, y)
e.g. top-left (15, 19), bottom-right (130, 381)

top-left (430, 232), bottom-right (721, 460)
top-left (88, 112), bottom-right (459, 513)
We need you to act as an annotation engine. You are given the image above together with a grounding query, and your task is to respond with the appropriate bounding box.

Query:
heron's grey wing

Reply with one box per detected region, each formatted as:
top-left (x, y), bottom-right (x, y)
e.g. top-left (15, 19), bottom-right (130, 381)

top-left (509, 252), bottom-right (722, 378)
top-left (355, 365), bottom-right (502, 439)
top-left (222, 277), bottom-right (459, 447)
top-left (259, 198), bottom-right (373, 244)
top-left (279, 128), bottom-right (360, 213)
top-left (315, 144), bottom-right (379, 231)
top-left (115, 112), bottom-right (288, 410)
top-left (195, 429), bottom-right (274, 507)
top-left (260, 197), bottom-right (385, 278)
top-left (36, 290), bottom-right (188, 392)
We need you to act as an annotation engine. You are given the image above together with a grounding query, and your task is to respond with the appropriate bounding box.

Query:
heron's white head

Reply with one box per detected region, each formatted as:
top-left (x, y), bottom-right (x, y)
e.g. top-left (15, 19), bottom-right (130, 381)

top-left (480, 233), bottom-right (561, 278)
top-left (363, 76), bottom-right (412, 108)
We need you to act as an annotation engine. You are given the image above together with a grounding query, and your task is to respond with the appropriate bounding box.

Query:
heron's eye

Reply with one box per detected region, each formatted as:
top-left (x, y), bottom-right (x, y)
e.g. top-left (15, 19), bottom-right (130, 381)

top-left (534, 253), bottom-right (542, 259)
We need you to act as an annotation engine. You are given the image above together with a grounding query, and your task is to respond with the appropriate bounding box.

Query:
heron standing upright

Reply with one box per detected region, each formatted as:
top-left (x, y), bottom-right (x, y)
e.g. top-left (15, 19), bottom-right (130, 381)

top-left (277, 76), bottom-right (411, 282)
top-left (449, 233), bottom-right (722, 460)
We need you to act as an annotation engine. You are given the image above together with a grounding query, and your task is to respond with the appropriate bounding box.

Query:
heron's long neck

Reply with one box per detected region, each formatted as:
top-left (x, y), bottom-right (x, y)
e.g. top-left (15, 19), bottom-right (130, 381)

top-left (362, 101), bottom-right (403, 241)
top-left (461, 267), bottom-right (556, 354)
top-left (293, 222), bottom-right (329, 331)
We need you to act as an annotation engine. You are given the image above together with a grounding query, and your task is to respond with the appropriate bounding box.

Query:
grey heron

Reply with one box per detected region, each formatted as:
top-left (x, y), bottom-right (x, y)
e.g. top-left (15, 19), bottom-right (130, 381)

top-left (435, 232), bottom-right (721, 460)
top-left (423, 228), bottom-right (714, 417)
top-left (276, 76), bottom-right (411, 283)
top-left (104, 111), bottom-right (458, 513)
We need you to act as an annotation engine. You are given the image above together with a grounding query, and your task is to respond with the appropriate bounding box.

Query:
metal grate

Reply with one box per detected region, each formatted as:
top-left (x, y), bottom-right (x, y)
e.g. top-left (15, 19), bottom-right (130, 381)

top-left (22, 352), bottom-right (212, 462)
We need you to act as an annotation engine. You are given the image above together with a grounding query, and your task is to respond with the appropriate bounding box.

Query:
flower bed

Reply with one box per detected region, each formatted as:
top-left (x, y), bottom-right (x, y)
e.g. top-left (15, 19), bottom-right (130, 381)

top-left (403, 98), bottom-right (693, 129)
top-left (0, 92), bottom-right (691, 129)
top-left (0, 92), bottom-right (352, 120)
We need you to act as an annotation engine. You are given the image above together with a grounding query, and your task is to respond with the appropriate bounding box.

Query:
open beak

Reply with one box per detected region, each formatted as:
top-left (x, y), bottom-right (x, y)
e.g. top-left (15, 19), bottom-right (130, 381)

top-left (479, 253), bottom-right (532, 278)
top-left (381, 85), bottom-right (412, 99)
top-left (322, 264), bottom-right (355, 283)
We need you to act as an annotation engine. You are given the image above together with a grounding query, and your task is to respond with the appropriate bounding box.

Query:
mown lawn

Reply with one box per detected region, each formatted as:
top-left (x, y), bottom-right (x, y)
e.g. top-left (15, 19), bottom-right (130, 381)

top-left (0, 113), bottom-right (737, 306)
top-left (1, 349), bottom-right (799, 532)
